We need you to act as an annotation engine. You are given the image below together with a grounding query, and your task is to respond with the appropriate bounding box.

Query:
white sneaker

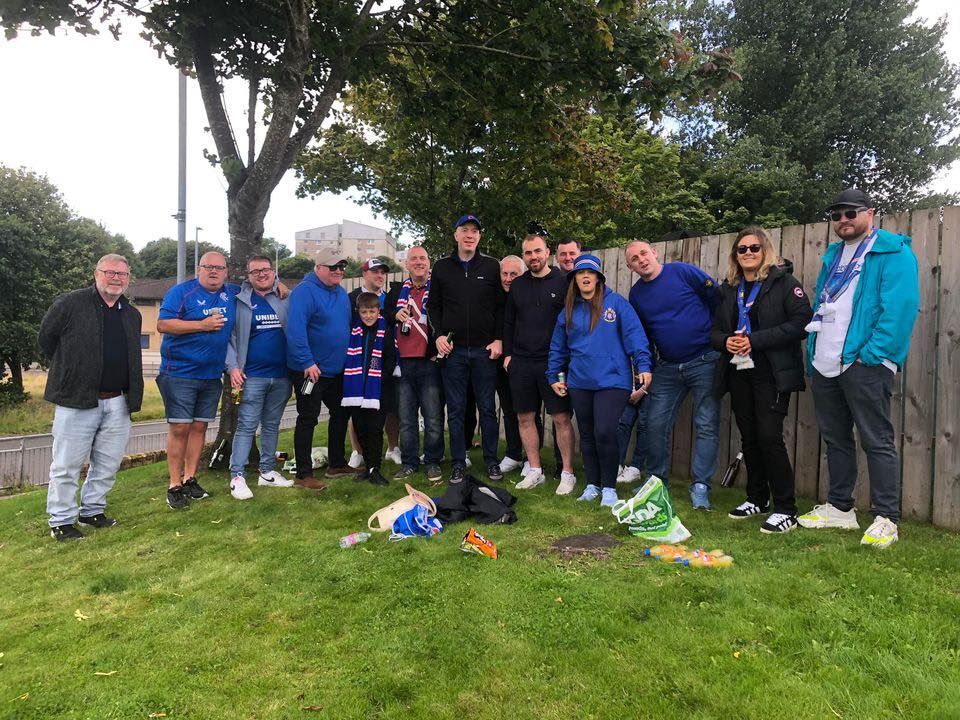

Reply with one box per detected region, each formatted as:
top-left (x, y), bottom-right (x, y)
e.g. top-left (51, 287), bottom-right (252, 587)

top-left (465, 456), bottom-right (472, 468)
top-left (515, 468), bottom-right (545, 490)
top-left (617, 466), bottom-right (642, 484)
top-left (556, 471), bottom-right (576, 496)
top-left (384, 447), bottom-right (402, 465)
top-left (258, 470), bottom-right (294, 487)
top-left (500, 456), bottom-right (523, 473)
top-left (348, 451), bottom-right (364, 469)
top-left (797, 503), bottom-right (859, 530)
top-left (230, 475), bottom-right (253, 500)
top-left (520, 461), bottom-right (531, 477)
top-left (861, 516), bottom-right (898, 549)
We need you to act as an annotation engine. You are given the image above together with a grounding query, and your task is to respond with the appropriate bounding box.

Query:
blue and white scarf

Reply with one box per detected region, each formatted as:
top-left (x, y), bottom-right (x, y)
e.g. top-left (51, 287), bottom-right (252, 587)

top-left (342, 317), bottom-right (385, 409)
top-left (395, 275), bottom-right (430, 326)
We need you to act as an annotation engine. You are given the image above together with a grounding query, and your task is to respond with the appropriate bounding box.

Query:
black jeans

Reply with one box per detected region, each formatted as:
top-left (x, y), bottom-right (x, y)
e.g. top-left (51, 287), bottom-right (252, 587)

top-left (497, 366), bottom-right (522, 461)
top-left (351, 407), bottom-right (385, 471)
top-left (812, 363), bottom-right (900, 522)
top-left (569, 388), bottom-right (630, 489)
top-left (289, 372), bottom-right (348, 477)
top-left (728, 368), bottom-right (796, 515)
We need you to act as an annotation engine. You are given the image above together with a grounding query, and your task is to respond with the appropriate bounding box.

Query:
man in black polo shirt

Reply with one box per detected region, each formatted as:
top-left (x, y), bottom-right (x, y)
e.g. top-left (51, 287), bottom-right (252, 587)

top-left (39, 254), bottom-right (144, 541)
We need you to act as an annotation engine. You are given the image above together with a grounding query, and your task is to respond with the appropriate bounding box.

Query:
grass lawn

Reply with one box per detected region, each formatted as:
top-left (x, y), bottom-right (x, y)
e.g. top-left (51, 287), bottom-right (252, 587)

top-left (0, 372), bottom-right (168, 436)
top-left (2, 429), bottom-right (959, 719)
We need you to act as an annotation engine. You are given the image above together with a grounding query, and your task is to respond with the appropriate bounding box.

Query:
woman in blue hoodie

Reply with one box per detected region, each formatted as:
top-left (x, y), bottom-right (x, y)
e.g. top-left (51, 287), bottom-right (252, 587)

top-left (548, 254), bottom-right (652, 507)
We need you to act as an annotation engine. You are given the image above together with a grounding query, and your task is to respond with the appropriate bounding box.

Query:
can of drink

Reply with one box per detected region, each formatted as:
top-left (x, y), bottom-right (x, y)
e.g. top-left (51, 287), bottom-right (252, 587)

top-left (557, 372), bottom-right (567, 396)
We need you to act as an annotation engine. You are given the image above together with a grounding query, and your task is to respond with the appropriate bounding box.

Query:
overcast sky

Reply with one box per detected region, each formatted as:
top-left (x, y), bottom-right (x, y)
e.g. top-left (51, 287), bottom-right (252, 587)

top-left (0, 0), bottom-right (956, 254)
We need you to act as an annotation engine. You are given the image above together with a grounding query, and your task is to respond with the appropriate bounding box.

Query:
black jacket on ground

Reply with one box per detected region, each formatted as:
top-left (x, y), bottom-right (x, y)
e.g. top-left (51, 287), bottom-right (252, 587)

top-left (349, 282), bottom-right (400, 376)
top-left (428, 250), bottom-right (504, 348)
top-left (710, 262), bottom-right (812, 398)
top-left (503, 267), bottom-right (567, 360)
top-left (39, 286), bottom-right (144, 412)
top-left (434, 474), bottom-right (517, 525)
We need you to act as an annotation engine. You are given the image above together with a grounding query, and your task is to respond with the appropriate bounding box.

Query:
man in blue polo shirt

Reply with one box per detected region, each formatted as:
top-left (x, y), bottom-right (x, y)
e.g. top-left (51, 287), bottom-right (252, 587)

top-left (627, 240), bottom-right (722, 510)
top-left (157, 251), bottom-right (238, 509)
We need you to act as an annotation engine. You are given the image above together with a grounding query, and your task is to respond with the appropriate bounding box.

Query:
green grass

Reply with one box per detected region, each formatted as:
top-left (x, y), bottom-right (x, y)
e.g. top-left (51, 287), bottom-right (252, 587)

top-left (2, 430), bottom-right (959, 719)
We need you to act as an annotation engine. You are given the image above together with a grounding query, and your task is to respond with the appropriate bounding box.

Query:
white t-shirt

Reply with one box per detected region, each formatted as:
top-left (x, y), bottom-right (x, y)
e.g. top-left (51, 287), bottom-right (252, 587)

top-left (812, 236), bottom-right (896, 378)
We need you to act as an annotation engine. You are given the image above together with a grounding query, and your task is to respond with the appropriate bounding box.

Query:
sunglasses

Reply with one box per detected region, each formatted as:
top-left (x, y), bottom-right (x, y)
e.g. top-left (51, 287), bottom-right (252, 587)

top-left (325, 263), bottom-right (347, 272)
top-left (736, 244), bottom-right (762, 255)
top-left (829, 207), bottom-right (867, 222)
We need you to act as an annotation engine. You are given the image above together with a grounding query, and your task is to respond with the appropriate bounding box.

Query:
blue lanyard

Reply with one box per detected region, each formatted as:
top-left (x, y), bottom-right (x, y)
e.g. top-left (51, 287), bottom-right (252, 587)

top-left (821, 231), bottom-right (873, 304)
top-left (736, 278), bottom-right (763, 334)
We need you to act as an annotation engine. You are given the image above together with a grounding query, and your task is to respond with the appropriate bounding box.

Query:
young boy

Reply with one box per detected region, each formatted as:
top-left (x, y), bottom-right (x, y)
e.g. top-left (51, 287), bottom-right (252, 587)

top-left (341, 292), bottom-right (389, 486)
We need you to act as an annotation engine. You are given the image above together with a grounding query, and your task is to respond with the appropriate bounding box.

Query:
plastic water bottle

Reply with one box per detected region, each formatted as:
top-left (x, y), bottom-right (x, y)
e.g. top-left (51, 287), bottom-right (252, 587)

top-left (338, 532), bottom-right (371, 548)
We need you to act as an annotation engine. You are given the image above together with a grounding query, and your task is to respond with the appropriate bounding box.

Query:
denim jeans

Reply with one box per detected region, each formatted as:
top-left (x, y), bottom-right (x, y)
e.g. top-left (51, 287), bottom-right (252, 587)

top-left (47, 396), bottom-right (131, 527)
top-left (229, 376), bottom-right (292, 476)
top-left (645, 350), bottom-right (721, 489)
top-left (397, 357), bottom-right (444, 467)
top-left (441, 345), bottom-right (500, 467)
top-left (617, 398), bottom-right (649, 469)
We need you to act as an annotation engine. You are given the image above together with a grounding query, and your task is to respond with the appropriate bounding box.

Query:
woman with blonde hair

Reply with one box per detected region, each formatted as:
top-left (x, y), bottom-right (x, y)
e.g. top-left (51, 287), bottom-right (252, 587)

top-left (710, 226), bottom-right (812, 533)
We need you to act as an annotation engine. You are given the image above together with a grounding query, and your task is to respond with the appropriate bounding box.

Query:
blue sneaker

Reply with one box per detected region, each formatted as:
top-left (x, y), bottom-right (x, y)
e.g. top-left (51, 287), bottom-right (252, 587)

top-left (577, 484), bottom-right (601, 502)
top-left (600, 487), bottom-right (619, 507)
top-left (690, 482), bottom-right (711, 510)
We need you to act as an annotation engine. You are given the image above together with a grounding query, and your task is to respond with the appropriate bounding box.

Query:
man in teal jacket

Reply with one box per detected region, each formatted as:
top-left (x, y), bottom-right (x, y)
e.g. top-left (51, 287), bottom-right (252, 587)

top-left (798, 188), bottom-right (919, 549)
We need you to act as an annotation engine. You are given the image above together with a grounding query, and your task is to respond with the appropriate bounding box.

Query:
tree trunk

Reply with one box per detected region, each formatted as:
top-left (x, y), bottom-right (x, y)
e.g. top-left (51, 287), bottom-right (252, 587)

top-left (4, 356), bottom-right (24, 392)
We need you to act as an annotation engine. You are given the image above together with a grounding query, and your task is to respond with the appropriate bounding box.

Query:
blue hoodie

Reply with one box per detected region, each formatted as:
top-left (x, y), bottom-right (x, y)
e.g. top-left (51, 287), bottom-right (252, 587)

top-left (806, 228), bottom-right (919, 374)
top-left (285, 271), bottom-right (351, 375)
top-left (547, 287), bottom-right (651, 391)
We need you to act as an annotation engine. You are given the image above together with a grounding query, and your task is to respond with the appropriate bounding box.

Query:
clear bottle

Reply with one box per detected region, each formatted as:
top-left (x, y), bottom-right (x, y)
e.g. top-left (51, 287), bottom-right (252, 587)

top-left (721, 451), bottom-right (743, 488)
top-left (338, 532), bottom-right (371, 549)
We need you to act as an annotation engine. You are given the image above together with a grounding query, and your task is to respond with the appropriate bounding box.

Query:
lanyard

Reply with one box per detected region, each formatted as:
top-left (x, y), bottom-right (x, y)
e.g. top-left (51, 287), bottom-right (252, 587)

top-left (736, 278), bottom-right (763, 334)
top-left (821, 231), bottom-right (873, 305)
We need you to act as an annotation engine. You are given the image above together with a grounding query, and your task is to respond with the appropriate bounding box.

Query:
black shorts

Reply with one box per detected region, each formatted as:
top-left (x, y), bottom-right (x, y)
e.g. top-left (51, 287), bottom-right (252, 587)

top-left (380, 373), bottom-right (399, 415)
top-left (507, 356), bottom-right (571, 416)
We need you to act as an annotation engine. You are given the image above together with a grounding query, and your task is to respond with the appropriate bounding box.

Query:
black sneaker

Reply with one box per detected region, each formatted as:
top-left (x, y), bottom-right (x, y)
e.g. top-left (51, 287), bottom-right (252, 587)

top-left (393, 465), bottom-right (417, 481)
top-left (760, 513), bottom-right (799, 534)
top-left (487, 462), bottom-right (503, 482)
top-left (354, 468), bottom-right (370, 482)
top-left (166, 485), bottom-right (191, 510)
top-left (183, 477), bottom-right (210, 500)
top-left (368, 468), bottom-right (389, 487)
top-left (450, 465), bottom-right (466, 484)
top-left (50, 524), bottom-right (84, 542)
top-left (728, 500), bottom-right (770, 519)
top-left (425, 464), bottom-right (443, 483)
top-left (78, 513), bottom-right (117, 528)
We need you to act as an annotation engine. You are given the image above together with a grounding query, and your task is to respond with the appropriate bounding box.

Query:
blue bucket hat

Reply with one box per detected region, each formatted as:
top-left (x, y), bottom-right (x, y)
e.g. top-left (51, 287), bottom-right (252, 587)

top-left (568, 253), bottom-right (605, 283)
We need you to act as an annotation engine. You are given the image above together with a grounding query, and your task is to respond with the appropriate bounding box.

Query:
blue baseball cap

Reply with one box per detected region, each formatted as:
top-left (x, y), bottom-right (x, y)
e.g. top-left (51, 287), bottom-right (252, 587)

top-left (455, 214), bottom-right (482, 230)
top-left (568, 253), bottom-right (605, 283)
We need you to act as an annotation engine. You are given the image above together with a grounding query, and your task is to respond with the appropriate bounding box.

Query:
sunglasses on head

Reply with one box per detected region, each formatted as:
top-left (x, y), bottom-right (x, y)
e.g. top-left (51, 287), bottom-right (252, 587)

top-left (829, 207), bottom-right (868, 222)
top-left (736, 244), bottom-right (762, 255)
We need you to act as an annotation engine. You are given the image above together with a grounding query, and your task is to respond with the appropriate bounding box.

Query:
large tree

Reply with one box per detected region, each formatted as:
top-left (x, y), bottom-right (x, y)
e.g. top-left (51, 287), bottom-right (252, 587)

top-left (137, 237), bottom-right (230, 279)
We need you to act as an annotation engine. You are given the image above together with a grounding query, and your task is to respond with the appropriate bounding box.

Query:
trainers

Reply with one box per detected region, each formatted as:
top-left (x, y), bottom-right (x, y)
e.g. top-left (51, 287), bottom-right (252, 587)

top-left (690, 482), bottom-right (711, 510)
top-left (393, 465), bottom-right (417, 481)
top-left (385, 447), bottom-right (402, 465)
top-left (499, 456), bottom-right (523, 473)
top-left (450, 465), bottom-right (466, 484)
top-left (348, 450), bottom-right (364, 469)
top-left (293, 476), bottom-right (328, 491)
top-left (516, 468), bottom-right (545, 490)
top-left (728, 500), bottom-right (770, 519)
top-left (368, 468), bottom-right (389, 487)
top-left (325, 465), bottom-right (354, 478)
top-left (230, 475), bottom-right (254, 500)
top-left (600, 487), bottom-right (619, 508)
top-left (258, 470), bottom-right (293, 487)
top-left (797, 503), bottom-right (859, 530)
top-left (78, 513), bottom-right (117, 528)
top-left (861, 516), bottom-right (898, 549)
top-left (556, 470), bottom-right (576, 496)
top-left (166, 485), bottom-right (190, 510)
top-left (617, 466), bottom-right (642, 484)
top-left (425, 464), bottom-right (443, 483)
top-left (183, 477), bottom-right (210, 500)
top-left (761, 513), bottom-right (798, 534)
top-left (50, 524), bottom-right (84, 542)
top-left (577, 484), bottom-right (601, 502)
top-left (487, 462), bottom-right (504, 482)
top-left (520, 461), bottom-right (531, 477)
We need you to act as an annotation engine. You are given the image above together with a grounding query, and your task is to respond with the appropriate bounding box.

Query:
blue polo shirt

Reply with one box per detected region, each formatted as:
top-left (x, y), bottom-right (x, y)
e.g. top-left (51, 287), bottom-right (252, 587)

top-left (159, 279), bottom-right (239, 379)
top-left (244, 293), bottom-right (286, 378)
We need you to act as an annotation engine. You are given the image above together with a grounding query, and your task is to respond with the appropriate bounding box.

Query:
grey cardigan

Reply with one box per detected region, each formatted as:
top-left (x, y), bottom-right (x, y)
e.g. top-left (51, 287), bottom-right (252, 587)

top-left (225, 281), bottom-right (289, 372)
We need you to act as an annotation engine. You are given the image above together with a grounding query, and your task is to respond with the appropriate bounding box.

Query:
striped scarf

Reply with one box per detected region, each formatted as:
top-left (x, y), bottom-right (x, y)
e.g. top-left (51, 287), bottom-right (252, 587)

top-left (342, 317), bottom-right (385, 409)
top-left (395, 274), bottom-right (430, 320)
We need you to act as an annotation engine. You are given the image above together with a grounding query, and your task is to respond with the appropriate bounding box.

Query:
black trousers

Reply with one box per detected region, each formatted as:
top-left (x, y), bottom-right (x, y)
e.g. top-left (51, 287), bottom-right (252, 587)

top-left (728, 368), bottom-right (797, 515)
top-left (289, 372), bottom-right (348, 477)
top-left (351, 407), bottom-right (385, 471)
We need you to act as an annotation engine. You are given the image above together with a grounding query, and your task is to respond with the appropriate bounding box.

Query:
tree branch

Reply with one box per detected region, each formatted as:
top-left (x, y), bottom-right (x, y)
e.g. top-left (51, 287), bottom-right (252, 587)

top-left (247, 73), bottom-right (258, 168)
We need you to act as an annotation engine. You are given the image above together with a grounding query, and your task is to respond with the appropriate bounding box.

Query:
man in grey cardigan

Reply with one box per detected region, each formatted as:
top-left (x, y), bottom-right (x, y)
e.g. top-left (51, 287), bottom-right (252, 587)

top-left (39, 254), bottom-right (143, 541)
top-left (224, 255), bottom-right (293, 500)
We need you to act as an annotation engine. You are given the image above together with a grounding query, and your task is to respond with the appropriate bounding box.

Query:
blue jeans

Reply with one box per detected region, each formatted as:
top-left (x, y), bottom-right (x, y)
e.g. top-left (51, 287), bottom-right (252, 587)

top-left (229, 376), bottom-right (292, 476)
top-left (645, 350), bottom-right (721, 489)
top-left (441, 346), bottom-right (499, 467)
top-left (397, 357), bottom-right (444, 467)
top-left (47, 396), bottom-right (132, 527)
top-left (617, 398), bottom-right (649, 469)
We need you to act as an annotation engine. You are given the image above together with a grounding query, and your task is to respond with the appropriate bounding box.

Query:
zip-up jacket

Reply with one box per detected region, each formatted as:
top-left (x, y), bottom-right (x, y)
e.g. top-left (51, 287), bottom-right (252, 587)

top-left (805, 229), bottom-right (919, 374)
top-left (39, 286), bottom-right (144, 412)
top-left (349, 282), bottom-right (399, 376)
top-left (285, 271), bottom-right (351, 374)
top-left (547, 287), bottom-right (651, 391)
top-left (503, 267), bottom-right (567, 360)
top-left (428, 250), bottom-right (504, 348)
top-left (226, 281), bottom-right (288, 372)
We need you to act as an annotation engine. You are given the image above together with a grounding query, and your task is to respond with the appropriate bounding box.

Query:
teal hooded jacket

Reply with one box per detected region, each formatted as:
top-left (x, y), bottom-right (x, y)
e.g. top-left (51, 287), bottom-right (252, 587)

top-left (805, 228), bottom-right (919, 375)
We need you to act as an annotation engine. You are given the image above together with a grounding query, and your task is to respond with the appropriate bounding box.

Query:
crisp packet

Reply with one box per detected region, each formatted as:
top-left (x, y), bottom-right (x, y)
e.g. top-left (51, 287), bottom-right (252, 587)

top-left (460, 528), bottom-right (498, 559)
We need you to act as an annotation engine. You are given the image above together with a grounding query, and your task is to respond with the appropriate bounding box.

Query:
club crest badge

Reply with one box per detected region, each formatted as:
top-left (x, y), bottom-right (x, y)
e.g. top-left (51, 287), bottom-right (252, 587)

top-left (603, 307), bottom-right (617, 323)
top-left (793, 287), bottom-right (805, 298)
top-left (220, 292), bottom-right (228, 302)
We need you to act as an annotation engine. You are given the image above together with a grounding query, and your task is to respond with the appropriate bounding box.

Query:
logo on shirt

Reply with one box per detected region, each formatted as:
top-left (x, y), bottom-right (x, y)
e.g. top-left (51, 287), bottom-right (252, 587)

top-left (197, 299), bottom-right (206, 306)
top-left (794, 287), bottom-right (805, 298)
top-left (603, 307), bottom-right (617, 323)
top-left (705, 279), bottom-right (714, 288)
top-left (220, 292), bottom-right (228, 302)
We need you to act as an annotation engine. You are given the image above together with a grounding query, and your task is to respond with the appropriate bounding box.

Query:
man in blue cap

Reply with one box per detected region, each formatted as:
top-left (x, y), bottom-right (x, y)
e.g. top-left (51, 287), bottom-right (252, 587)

top-left (428, 214), bottom-right (506, 484)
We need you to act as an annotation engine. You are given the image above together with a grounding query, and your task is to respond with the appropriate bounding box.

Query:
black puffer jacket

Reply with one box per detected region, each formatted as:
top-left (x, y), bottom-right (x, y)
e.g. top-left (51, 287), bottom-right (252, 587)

top-left (710, 262), bottom-right (813, 397)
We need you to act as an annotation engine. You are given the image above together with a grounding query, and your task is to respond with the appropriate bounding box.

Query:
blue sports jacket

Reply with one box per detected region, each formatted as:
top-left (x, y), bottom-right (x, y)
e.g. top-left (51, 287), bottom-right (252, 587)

top-left (285, 271), bottom-right (351, 375)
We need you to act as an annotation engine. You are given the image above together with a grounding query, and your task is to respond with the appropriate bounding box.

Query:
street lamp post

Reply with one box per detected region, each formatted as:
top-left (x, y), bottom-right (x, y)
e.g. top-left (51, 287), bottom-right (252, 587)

top-left (194, 226), bottom-right (203, 271)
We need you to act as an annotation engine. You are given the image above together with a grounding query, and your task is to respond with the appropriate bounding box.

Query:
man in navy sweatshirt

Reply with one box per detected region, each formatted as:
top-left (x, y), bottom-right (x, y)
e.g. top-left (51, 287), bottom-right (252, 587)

top-left (286, 248), bottom-right (353, 487)
top-left (626, 240), bottom-right (722, 509)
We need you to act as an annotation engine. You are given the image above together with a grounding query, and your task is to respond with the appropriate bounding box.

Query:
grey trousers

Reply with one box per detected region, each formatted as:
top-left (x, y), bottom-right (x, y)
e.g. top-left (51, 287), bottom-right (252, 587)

top-left (812, 363), bottom-right (900, 522)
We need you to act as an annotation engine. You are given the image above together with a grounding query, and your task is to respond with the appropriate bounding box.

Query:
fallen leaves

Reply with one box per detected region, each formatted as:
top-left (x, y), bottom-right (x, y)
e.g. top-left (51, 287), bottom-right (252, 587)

top-left (302, 706), bottom-right (323, 712)
top-left (74, 609), bottom-right (89, 621)
top-left (148, 713), bottom-right (167, 718)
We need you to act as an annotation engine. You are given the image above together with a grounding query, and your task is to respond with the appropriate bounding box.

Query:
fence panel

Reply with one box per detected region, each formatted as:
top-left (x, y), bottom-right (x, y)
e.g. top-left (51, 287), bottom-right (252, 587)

top-left (934, 207), bottom-right (960, 528)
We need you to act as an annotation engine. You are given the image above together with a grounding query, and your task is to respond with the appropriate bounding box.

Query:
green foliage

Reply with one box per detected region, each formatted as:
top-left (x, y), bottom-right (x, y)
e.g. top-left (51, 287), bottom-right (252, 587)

top-left (137, 237), bottom-right (230, 279)
top-left (276, 254), bottom-right (315, 279)
top-left (256, 237), bottom-right (292, 264)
